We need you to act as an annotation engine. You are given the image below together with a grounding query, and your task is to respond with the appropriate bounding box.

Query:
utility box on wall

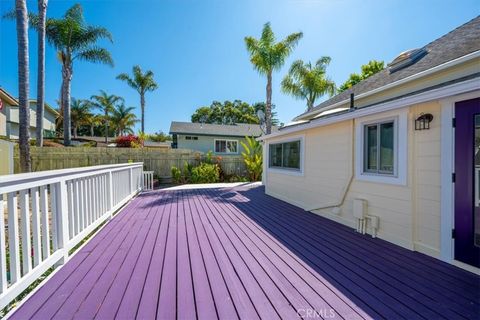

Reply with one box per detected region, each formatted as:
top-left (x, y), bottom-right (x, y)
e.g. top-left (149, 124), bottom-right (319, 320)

top-left (0, 139), bottom-right (15, 175)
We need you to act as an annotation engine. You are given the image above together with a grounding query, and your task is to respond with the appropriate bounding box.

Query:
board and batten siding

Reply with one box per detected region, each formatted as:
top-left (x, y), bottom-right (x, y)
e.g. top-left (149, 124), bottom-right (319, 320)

top-left (265, 101), bottom-right (443, 258)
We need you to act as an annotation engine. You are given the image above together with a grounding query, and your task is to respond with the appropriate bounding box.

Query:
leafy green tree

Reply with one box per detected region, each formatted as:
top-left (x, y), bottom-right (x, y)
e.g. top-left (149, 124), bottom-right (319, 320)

top-left (245, 23), bottom-right (302, 134)
top-left (281, 57), bottom-right (336, 112)
top-left (85, 113), bottom-right (102, 137)
top-left (339, 60), bottom-right (384, 92)
top-left (240, 136), bottom-right (263, 181)
top-left (149, 131), bottom-right (172, 142)
top-left (35, 4), bottom-right (113, 146)
top-left (16, 0), bottom-right (31, 172)
top-left (110, 104), bottom-right (138, 136)
top-left (70, 98), bottom-right (91, 138)
top-left (89, 90), bottom-right (124, 143)
top-left (191, 100), bottom-right (279, 126)
top-left (117, 65), bottom-right (158, 133)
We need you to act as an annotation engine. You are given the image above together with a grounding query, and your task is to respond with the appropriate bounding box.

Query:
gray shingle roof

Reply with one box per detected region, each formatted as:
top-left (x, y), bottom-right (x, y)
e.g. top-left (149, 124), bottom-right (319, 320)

top-left (169, 121), bottom-right (271, 137)
top-left (294, 16), bottom-right (480, 120)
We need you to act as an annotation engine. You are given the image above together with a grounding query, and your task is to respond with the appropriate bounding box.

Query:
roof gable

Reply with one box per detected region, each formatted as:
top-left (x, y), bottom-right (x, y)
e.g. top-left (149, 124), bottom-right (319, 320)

top-left (294, 16), bottom-right (480, 121)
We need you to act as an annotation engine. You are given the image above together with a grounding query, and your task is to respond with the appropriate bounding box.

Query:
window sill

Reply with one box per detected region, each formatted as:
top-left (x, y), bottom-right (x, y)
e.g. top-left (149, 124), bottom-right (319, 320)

top-left (355, 172), bottom-right (406, 186)
top-left (267, 167), bottom-right (304, 176)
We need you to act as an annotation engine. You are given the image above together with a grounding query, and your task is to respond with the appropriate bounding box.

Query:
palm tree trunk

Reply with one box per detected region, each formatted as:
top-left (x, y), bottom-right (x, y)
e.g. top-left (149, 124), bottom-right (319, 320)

top-left (35, 0), bottom-right (47, 147)
top-left (73, 126), bottom-right (78, 138)
top-left (62, 63), bottom-right (72, 146)
top-left (90, 125), bottom-right (94, 137)
top-left (265, 71), bottom-right (272, 134)
top-left (16, 0), bottom-right (31, 172)
top-left (104, 110), bottom-right (108, 144)
top-left (140, 92), bottom-right (145, 133)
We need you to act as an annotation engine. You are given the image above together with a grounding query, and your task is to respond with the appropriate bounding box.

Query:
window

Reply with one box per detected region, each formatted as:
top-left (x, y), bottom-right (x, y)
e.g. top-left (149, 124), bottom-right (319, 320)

top-left (185, 136), bottom-right (198, 140)
top-left (355, 109), bottom-right (408, 185)
top-left (214, 139), bottom-right (238, 154)
top-left (269, 140), bottom-right (301, 170)
top-left (363, 121), bottom-right (395, 175)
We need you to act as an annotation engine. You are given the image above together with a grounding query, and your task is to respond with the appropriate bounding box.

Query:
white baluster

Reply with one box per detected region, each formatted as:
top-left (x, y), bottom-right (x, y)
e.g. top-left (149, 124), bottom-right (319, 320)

top-left (40, 186), bottom-right (50, 260)
top-left (0, 198), bottom-right (7, 293)
top-left (7, 192), bottom-right (20, 283)
top-left (31, 187), bottom-right (41, 267)
top-left (19, 190), bottom-right (32, 275)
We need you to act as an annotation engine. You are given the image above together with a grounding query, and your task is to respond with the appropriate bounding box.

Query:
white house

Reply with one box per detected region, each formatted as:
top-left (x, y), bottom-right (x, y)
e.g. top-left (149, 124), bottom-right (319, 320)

top-left (259, 17), bottom-right (480, 272)
top-left (0, 88), bottom-right (58, 140)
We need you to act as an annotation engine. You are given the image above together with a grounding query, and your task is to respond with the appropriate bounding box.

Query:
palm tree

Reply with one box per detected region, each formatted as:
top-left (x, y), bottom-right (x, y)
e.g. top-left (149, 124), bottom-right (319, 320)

top-left (281, 57), bottom-right (336, 112)
top-left (86, 114), bottom-right (102, 137)
top-left (16, 0), bottom-right (31, 172)
top-left (117, 65), bottom-right (158, 133)
top-left (245, 23), bottom-right (302, 134)
top-left (43, 4), bottom-right (113, 145)
top-left (110, 104), bottom-right (138, 136)
top-left (70, 98), bottom-right (91, 138)
top-left (89, 90), bottom-right (124, 143)
top-left (35, 0), bottom-right (48, 146)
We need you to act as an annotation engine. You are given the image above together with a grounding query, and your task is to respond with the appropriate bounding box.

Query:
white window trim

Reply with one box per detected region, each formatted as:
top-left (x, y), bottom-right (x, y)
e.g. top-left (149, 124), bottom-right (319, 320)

top-left (355, 108), bottom-right (408, 185)
top-left (266, 135), bottom-right (305, 176)
top-left (213, 139), bottom-right (239, 154)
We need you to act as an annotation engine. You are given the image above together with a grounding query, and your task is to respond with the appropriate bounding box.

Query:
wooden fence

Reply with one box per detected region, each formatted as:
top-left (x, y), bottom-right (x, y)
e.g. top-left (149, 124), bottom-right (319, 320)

top-left (14, 147), bottom-right (247, 178)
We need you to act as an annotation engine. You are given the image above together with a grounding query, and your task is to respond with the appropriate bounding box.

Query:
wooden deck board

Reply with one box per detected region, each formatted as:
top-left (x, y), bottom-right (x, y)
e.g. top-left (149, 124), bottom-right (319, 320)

top-left (10, 185), bottom-right (480, 320)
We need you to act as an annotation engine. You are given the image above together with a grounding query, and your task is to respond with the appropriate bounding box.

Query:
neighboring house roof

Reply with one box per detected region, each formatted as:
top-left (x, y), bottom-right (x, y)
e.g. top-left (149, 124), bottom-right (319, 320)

top-left (29, 100), bottom-right (60, 116)
top-left (0, 88), bottom-right (18, 106)
top-left (170, 121), bottom-right (274, 137)
top-left (294, 15), bottom-right (480, 121)
top-left (144, 141), bottom-right (171, 148)
top-left (0, 87), bottom-right (59, 116)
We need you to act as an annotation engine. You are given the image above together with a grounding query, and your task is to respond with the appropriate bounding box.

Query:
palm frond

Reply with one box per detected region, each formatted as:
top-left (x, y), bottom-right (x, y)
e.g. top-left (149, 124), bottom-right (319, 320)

top-left (76, 47), bottom-right (113, 66)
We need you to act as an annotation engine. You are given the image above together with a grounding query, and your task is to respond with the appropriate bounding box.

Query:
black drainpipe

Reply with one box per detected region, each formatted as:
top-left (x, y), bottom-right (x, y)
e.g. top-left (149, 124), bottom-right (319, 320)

top-left (350, 93), bottom-right (355, 110)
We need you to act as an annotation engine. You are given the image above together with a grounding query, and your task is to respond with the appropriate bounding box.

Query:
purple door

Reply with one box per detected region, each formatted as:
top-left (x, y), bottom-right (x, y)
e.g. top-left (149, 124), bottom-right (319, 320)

top-left (455, 97), bottom-right (480, 267)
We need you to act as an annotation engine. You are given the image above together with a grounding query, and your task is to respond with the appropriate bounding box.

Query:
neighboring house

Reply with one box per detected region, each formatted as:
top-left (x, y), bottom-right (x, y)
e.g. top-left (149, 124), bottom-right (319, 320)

top-left (170, 121), bottom-right (268, 155)
top-left (259, 17), bottom-right (480, 272)
top-left (0, 88), bottom-right (58, 140)
top-left (0, 88), bottom-right (17, 138)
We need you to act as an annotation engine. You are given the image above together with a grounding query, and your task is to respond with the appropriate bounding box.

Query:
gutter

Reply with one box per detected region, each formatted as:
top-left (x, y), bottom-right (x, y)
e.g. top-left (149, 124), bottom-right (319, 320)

top-left (294, 49), bottom-right (480, 121)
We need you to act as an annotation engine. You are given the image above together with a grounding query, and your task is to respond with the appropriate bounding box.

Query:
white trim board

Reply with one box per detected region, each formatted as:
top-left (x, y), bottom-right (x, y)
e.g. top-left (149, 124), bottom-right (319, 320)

top-left (259, 77), bottom-right (480, 141)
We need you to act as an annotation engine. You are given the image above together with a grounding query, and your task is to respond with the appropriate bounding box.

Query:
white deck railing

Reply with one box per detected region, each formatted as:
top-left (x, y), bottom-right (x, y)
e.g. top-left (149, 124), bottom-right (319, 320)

top-left (0, 162), bottom-right (144, 310)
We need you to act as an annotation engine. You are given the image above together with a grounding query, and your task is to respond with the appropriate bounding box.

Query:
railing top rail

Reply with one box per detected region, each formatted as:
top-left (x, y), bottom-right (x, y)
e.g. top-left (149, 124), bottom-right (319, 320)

top-left (0, 162), bottom-right (143, 187)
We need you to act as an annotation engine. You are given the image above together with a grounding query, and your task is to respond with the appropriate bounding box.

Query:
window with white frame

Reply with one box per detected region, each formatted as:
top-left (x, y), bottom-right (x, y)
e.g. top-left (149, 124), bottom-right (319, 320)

top-left (356, 109), bottom-right (407, 185)
top-left (363, 120), bottom-right (395, 175)
top-left (269, 140), bottom-right (301, 170)
top-left (214, 139), bottom-right (238, 153)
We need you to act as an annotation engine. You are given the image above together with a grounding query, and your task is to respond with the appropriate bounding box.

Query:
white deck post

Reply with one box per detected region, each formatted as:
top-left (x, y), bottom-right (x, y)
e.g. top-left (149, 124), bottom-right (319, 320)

top-left (55, 180), bottom-right (70, 265)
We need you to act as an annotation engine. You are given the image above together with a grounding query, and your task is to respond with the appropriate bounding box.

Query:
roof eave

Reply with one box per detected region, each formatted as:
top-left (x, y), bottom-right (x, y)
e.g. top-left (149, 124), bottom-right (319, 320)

top-left (293, 49), bottom-right (480, 122)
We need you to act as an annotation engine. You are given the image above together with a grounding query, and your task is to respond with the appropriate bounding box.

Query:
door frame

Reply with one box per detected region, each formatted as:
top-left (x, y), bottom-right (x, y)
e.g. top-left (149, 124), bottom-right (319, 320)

top-left (440, 90), bottom-right (480, 273)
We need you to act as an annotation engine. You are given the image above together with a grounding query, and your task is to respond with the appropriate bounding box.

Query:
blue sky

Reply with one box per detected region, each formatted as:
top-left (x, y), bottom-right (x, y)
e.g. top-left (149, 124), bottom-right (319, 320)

top-left (0, 0), bottom-right (478, 134)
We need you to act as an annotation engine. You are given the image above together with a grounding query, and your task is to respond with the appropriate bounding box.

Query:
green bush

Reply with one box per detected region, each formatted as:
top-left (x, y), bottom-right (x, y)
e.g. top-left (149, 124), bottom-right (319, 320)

top-left (171, 166), bottom-right (183, 183)
top-left (190, 163), bottom-right (220, 183)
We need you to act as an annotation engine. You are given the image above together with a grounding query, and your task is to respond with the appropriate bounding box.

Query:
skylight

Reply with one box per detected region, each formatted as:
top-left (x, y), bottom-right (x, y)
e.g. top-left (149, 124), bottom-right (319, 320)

top-left (388, 47), bottom-right (428, 73)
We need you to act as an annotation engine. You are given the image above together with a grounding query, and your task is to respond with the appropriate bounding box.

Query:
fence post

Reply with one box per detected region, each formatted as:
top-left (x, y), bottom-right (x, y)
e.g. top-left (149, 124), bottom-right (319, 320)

top-left (55, 180), bottom-right (70, 265)
top-left (107, 171), bottom-right (113, 217)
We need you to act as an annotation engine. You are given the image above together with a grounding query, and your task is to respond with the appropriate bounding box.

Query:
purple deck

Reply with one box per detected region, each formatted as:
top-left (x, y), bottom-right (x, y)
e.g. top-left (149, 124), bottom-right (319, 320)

top-left (11, 185), bottom-right (480, 319)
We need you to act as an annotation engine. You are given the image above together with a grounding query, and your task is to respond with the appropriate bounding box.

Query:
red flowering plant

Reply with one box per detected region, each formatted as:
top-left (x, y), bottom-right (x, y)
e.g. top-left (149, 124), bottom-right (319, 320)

top-left (115, 134), bottom-right (142, 148)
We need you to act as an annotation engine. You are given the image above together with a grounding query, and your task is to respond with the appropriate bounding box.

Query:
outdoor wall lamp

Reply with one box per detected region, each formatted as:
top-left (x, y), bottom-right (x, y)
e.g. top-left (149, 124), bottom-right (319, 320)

top-left (415, 113), bottom-right (433, 130)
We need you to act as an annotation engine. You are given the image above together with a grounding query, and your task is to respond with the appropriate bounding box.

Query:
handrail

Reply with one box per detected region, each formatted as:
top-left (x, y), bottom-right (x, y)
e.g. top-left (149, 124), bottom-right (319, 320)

top-left (0, 162), bottom-right (144, 310)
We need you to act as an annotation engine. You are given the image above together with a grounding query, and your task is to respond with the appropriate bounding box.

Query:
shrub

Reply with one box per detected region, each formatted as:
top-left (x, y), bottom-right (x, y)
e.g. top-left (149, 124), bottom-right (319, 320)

top-left (240, 136), bottom-right (263, 181)
top-left (190, 163), bottom-right (220, 183)
top-left (115, 135), bottom-right (141, 148)
top-left (171, 166), bottom-right (183, 183)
